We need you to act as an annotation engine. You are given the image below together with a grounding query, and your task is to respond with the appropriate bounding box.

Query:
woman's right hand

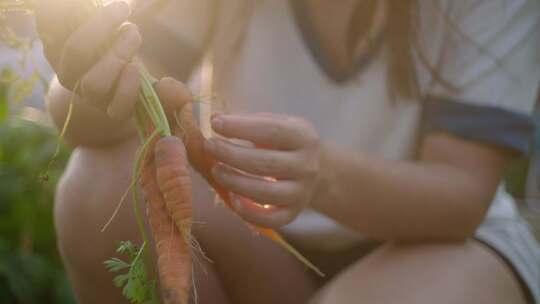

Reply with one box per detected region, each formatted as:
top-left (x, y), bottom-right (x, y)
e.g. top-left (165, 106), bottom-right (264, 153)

top-left (35, 0), bottom-right (142, 120)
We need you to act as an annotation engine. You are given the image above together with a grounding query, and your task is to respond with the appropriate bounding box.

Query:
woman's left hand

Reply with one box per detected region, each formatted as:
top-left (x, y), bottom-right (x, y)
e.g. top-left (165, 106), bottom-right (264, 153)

top-left (204, 112), bottom-right (323, 228)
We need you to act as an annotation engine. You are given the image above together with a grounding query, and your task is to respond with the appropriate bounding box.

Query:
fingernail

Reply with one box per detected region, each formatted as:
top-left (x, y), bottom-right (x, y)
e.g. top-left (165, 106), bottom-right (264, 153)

top-left (213, 162), bottom-right (230, 178)
top-left (211, 116), bottom-right (223, 132)
top-left (107, 1), bottom-right (130, 22)
top-left (204, 139), bottom-right (215, 153)
top-left (233, 199), bottom-right (241, 210)
top-left (106, 104), bottom-right (117, 120)
top-left (211, 165), bottom-right (220, 179)
top-left (116, 25), bottom-right (141, 60)
top-left (231, 194), bottom-right (243, 211)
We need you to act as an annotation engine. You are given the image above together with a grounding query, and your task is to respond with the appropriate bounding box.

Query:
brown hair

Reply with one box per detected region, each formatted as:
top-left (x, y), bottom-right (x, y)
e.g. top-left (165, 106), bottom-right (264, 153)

top-left (387, 0), bottom-right (419, 99)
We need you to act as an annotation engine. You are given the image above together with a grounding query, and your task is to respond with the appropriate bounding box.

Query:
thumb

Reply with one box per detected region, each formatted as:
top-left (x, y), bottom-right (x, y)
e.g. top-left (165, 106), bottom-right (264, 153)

top-left (154, 77), bottom-right (193, 118)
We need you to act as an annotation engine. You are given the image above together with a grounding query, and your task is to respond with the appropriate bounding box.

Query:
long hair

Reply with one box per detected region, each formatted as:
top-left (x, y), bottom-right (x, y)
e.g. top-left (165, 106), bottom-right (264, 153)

top-left (212, 0), bottom-right (421, 99)
top-left (210, 0), bottom-right (513, 103)
top-left (387, 0), bottom-right (419, 99)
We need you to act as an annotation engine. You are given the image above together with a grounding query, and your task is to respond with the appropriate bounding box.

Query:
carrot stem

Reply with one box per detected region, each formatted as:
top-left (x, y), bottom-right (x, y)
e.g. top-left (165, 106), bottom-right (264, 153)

top-left (139, 66), bottom-right (171, 137)
top-left (132, 128), bottom-right (161, 248)
top-left (139, 89), bottom-right (162, 135)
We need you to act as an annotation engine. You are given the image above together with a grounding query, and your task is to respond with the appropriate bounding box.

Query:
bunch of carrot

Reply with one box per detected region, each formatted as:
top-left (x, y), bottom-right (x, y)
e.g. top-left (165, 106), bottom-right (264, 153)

top-left (1, 0), bottom-right (322, 303)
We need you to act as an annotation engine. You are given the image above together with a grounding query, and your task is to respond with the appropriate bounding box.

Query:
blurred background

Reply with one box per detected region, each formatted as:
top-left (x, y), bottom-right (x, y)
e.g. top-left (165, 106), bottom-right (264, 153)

top-left (0, 12), bottom-right (75, 304)
top-left (0, 6), bottom-right (539, 304)
top-left (0, 10), bottom-right (214, 303)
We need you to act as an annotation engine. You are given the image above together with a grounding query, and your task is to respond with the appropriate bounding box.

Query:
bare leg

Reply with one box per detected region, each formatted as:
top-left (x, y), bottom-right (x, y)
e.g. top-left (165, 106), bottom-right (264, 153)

top-left (55, 141), bottom-right (141, 304)
top-left (190, 246), bottom-right (229, 304)
top-left (190, 172), bottom-right (319, 304)
top-left (54, 138), bottom-right (229, 304)
top-left (311, 240), bottom-right (528, 304)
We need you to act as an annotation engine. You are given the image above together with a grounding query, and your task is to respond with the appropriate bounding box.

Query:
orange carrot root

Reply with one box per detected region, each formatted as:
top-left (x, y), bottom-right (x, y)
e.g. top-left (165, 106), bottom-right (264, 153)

top-left (155, 137), bottom-right (194, 238)
top-left (165, 91), bottom-right (324, 277)
top-left (141, 141), bottom-right (193, 304)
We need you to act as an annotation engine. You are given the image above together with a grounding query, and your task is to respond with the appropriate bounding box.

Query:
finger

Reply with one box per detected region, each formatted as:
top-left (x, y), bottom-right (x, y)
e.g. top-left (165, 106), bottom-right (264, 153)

top-left (212, 163), bottom-right (304, 208)
top-left (35, 0), bottom-right (86, 47)
top-left (107, 62), bottom-right (141, 120)
top-left (80, 23), bottom-right (141, 108)
top-left (59, 1), bottom-right (131, 88)
top-left (210, 113), bottom-right (316, 150)
top-left (154, 77), bottom-right (193, 117)
top-left (205, 137), bottom-right (303, 179)
top-left (230, 194), bottom-right (297, 228)
top-left (154, 77), bottom-right (200, 142)
top-left (35, 0), bottom-right (72, 67)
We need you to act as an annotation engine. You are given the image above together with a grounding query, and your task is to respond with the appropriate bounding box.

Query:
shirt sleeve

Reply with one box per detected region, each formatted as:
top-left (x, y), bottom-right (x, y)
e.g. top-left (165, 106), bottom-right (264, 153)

top-left (414, 0), bottom-right (540, 155)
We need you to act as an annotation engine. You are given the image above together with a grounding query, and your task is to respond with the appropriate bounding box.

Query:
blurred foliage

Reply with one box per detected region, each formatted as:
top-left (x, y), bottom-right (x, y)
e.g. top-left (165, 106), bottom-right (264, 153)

top-left (505, 112), bottom-right (540, 200)
top-left (0, 14), bottom-right (76, 304)
top-left (505, 158), bottom-right (529, 199)
top-left (2, 68), bottom-right (42, 105)
top-left (0, 16), bottom-right (32, 51)
top-left (0, 79), bottom-right (75, 303)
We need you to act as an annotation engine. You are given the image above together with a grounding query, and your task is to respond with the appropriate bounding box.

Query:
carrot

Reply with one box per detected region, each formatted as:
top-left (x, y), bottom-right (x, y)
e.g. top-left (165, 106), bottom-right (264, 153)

top-left (141, 137), bottom-right (193, 304)
top-left (155, 137), bottom-right (194, 238)
top-left (161, 82), bottom-right (324, 277)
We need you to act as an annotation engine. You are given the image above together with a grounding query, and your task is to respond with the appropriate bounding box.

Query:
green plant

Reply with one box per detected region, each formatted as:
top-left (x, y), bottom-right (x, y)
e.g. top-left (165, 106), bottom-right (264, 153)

top-left (0, 109), bottom-right (74, 303)
top-left (0, 21), bottom-right (45, 106)
top-left (1, 2), bottom-right (171, 302)
top-left (105, 241), bottom-right (159, 304)
top-left (0, 7), bottom-right (75, 303)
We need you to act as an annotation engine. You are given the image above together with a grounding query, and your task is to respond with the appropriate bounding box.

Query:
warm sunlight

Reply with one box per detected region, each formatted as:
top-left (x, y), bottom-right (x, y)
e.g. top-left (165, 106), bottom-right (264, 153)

top-left (1, 1), bottom-right (539, 303)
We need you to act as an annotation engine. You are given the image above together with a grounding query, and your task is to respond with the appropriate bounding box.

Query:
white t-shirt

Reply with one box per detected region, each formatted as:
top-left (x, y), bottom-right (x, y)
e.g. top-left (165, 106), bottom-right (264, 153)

top-left (143, 0), bottom-right (540, 250)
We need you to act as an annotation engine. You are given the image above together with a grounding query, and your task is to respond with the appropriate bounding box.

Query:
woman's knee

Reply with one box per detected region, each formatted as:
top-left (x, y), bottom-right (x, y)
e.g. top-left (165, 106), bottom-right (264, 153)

top-left (311, 240), bottom-right (528, 304)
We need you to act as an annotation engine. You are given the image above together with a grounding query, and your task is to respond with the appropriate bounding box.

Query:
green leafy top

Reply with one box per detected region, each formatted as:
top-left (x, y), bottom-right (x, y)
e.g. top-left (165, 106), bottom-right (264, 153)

top-left (104, 241), bottom-right (161, 304)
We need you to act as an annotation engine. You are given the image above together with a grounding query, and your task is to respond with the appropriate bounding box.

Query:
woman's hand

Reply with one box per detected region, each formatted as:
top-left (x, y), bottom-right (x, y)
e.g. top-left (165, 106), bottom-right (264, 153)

top-left (35, 0), bottom-right (142, 120)
top-left (204, 112), bottom-right (324, 228)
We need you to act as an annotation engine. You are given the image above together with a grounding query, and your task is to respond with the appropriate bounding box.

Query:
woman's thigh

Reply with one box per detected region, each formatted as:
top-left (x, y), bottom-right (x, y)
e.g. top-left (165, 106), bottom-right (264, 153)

top-left (191, 173), bottom-right (319, 304)
top-left (311, 240), bottom-right (528, 304)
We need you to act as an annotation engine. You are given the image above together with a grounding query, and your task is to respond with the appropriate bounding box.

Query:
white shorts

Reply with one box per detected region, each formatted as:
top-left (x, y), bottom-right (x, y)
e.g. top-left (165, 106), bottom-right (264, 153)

top-left (476, 216), bottom-right (540, 303)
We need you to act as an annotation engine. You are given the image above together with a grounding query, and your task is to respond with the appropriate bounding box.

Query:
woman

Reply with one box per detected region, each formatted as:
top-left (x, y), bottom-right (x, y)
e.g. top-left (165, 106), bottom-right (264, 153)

top-left (37, 0), bottom-right (540, 303)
